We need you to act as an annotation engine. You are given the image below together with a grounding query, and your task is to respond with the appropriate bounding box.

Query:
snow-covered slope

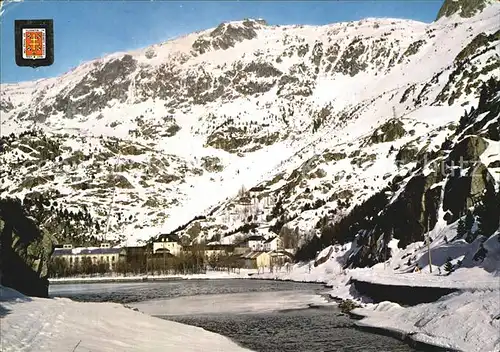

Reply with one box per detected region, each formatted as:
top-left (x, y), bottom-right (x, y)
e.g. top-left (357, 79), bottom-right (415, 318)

top-left (0, 285), bottom-right (251, 352)
top-left (0, 4), bottom-right (499, 247)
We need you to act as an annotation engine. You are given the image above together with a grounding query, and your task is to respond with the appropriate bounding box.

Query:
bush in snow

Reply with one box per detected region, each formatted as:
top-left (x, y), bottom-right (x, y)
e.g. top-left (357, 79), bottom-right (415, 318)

top-left (338, 299), bottom-right (361, 314)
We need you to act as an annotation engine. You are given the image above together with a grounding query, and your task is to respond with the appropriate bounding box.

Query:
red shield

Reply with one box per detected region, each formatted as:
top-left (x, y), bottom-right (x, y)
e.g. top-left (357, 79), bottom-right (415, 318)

top-left (23, 29), bottom-right (46, 59)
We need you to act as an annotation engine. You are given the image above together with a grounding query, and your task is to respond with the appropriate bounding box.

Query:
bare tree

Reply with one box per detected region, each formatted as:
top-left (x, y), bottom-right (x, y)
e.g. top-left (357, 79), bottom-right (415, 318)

top-left (280, 226), bottom-right (300, 249)
top-left (237, 185), bottom-right (248, 198)
top-left (253, 197), bottom-right (260, 221)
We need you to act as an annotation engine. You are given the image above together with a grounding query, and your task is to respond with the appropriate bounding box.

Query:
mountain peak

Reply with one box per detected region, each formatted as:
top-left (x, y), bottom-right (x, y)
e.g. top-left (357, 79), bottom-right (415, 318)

top-left (191, 18), bottom-right (267, 55)
top-left (210, 18), bottom-right (268, 35)
top-left (436, 0), bottom-right (495, 20)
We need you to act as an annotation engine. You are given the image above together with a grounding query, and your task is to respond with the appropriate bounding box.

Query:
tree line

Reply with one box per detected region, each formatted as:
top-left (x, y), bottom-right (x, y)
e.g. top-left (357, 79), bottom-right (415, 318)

top-left (47, 246), bottom-right (247, 278)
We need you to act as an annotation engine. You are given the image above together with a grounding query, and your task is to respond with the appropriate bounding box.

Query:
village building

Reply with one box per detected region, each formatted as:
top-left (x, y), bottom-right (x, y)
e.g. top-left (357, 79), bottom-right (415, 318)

top-left (118, 245), bottom-right (151, 269)
top-left (181, 243), bottom-right (234, 258)
top-left (241, 251), bottom-right (271, 269)
top-left (202, 244), bottom-right (235, 258)
top-left (153, 234), bottom-right (183, 256)
top-left (239, 235), bottom-right (266, 251)
top-left (269, 250), bottom-right (294, 267)
top-left (263, 236), bottom-right (283, 252)
top-left (52, 243), bottom-right (122, 270)
top-left (233, 244), bottom-right (251, 255)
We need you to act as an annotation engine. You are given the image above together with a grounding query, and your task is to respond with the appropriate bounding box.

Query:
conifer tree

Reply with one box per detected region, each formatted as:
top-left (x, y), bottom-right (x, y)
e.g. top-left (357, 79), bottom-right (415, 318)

top-left (464, 210), bottom-right (474, 232)
top-left (476, 183), bottom-right (500, 237)
top-left (456, 218), bottom-right (466, 239)
top-left (444, 257), bottom-right (453, 274)
top-left (464, 210), bottom-right (476, 242)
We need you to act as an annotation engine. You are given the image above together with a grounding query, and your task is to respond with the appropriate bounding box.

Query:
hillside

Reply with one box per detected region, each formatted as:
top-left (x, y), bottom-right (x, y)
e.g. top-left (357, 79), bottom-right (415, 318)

top-left (0, 3), bottom-right (499, 253)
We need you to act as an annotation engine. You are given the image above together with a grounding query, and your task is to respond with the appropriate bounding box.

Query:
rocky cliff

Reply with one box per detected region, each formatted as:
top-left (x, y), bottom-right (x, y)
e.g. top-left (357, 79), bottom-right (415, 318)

top-left (342, 78), bottom-right (500, 268)
top-left (0, 198), bottom-right (55, 297)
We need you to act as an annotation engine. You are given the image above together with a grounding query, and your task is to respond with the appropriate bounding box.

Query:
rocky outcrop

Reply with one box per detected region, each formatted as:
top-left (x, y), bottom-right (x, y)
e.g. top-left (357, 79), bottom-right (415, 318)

top-left (52, 55), bottom-right (137, 119)
top-left (436, 0), bottom-right (493, 20)
top-left (434, 31), bottom-right (500, 106)
top-left (369, 119), bottom-right (406, 144)
top-left (192, 20), bottom-right (263, 55)
top-left (448, 135), bottom-right (488, 164)
top-left (201, 156), bottom-right (224, 172)
top-left (0, 198), bottom-right (55, 298)
top-left (396, 144), bottom-right (419, 165)
top-left (334, 38), bottom-right (368, 76)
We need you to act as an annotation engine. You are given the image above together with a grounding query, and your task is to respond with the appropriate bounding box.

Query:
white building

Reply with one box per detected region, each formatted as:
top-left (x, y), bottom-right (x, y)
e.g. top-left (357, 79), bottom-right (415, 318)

top-left (245, 236), bottom-right (266, 251)
top-left (52, 243), bottom-right (122, 270)
top-left (263, 236), bottom-right (283, 252)
top-left (153, 234), bottom-right (183, 256)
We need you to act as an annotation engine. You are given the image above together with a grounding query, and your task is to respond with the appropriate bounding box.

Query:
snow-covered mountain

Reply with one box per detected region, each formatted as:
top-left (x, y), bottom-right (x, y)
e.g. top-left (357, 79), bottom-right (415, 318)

top-left (0, 2), bottom-right (499, 250)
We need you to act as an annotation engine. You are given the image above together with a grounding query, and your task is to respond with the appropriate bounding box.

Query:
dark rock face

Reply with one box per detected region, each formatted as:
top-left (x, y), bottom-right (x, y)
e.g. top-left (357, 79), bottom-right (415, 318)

top-left (434, 31), bottom-right (499, 106)
top-left (488, 160), bottom-right (500, 168)
top-left (201, 156), bottom-right (224, 172)
top-left (399, 40), bottom-right (426, 63)
top-left (52, 55), bottom-right (137, 119)
top-left (311, 41), bottom-right (324, 66)
top-left (351, 279), bottom-right (458, 305)
top-left (0, 98), bottom-right (14, 113)
top-left (390, 173), bottom-right (439, 248)
top-left (455, 32), bottom-right (498, 63)
top-left (0, 198), bottom-right (54, 298)
top-left (243, 62), bottom-right (282, 78)
top-left (448, 135), bottom-right (488, 164)
top-left (335, 38), bottom-right (368, 76)
top-left (396, 144), bottom-right (419, 165)
top-left (321, 79), bottom-right (500, 269)
top-left (442, 172), bottom-right (472, 223)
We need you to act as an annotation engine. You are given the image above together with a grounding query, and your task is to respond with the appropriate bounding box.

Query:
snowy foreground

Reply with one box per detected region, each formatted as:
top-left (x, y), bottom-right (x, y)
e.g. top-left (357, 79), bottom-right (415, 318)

top-left (254, 229), bottom-right (500, 352)
top-left (0, 285), bottom-right (251, 352)
top-left (353, 290), bottom-right (500, 352)
top-left (256, 267), bottom-right (499, 352)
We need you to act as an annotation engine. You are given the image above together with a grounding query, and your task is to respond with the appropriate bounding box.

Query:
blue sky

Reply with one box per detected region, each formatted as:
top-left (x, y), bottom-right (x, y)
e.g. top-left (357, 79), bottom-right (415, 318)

top-left (1, 0), bottom-right (444, 83)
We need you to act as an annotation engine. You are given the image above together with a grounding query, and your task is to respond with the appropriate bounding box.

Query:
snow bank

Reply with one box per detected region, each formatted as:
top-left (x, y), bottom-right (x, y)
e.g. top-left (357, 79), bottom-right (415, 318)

top-left (353, 290), bottom-right (500, 352)
top-left (348, 267), bottom-right (499, 290)
top-left (0, 285), bottom-right (251, 352)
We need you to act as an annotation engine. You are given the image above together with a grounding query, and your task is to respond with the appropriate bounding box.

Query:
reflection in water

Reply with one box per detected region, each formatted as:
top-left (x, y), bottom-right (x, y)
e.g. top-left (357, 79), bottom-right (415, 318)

top-left (49, 279), bottom-right (324, 303)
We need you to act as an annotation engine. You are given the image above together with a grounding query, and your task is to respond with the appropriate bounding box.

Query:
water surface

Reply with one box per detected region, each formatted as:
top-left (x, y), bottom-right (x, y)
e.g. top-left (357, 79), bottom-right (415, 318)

top-left (50, 279), bottom-right (417, 352)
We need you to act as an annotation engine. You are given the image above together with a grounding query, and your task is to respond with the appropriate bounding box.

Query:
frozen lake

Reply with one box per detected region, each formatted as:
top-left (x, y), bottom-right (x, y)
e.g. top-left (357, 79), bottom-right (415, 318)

top-left (50, 279), bottom-right (417, 352)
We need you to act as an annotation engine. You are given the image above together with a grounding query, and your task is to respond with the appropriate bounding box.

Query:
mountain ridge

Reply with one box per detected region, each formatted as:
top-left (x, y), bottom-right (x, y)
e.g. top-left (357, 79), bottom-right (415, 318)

top-left (0, 4), bottom-right (499, 251)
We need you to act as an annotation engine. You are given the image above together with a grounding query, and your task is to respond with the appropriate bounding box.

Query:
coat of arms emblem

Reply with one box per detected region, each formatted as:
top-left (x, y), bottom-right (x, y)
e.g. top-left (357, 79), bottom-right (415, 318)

top-left (22, 28), bottom-right (46, 59)
top-left (15, 19), bottom-right (54, 67)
